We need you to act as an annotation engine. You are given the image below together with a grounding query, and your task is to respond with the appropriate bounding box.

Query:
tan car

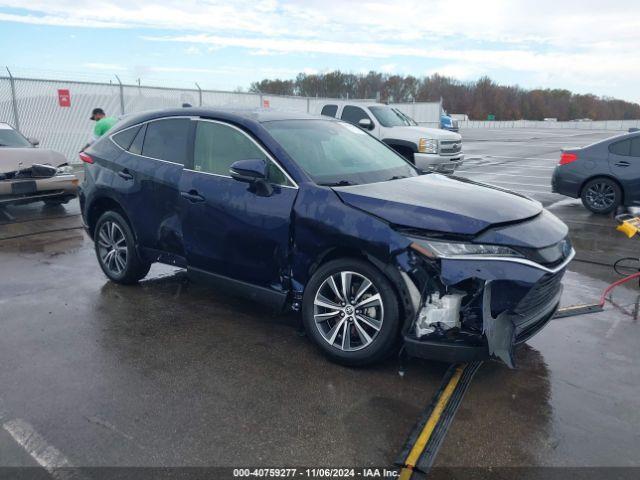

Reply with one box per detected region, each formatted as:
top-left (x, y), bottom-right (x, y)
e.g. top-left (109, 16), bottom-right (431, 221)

top-left (0, 122), bottom-right (78, 207)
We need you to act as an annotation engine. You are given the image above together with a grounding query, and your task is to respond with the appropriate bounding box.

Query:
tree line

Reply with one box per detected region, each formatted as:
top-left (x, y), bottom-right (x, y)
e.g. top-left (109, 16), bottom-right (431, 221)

top-left (249, 71), bottom-right (640, 121)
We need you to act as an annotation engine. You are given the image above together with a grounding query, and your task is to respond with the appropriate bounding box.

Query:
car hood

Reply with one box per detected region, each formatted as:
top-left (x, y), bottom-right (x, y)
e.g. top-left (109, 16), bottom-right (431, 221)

top-left (333, 174), bottom-right (542, 236)
top-left (390, 126), bottom-right (461, 141)
top-left (0, 148), bottom-right (67, 174)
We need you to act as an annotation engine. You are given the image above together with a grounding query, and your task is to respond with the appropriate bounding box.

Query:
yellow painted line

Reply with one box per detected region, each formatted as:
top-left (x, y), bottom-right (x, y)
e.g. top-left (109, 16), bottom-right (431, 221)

top-left (399, 364), bottom-right (465, 479)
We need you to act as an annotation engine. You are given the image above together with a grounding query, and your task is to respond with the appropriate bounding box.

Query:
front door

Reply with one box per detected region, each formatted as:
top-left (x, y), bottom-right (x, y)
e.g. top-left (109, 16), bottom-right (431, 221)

top-left (179, 119), bottom-right (298, 301)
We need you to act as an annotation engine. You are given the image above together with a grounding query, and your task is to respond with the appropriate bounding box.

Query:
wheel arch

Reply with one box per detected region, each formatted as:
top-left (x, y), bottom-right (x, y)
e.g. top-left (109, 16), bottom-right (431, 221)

top-left (86, 195), bottom-right (135, 240)
top-left (381, 139), bottom-right (417, 162)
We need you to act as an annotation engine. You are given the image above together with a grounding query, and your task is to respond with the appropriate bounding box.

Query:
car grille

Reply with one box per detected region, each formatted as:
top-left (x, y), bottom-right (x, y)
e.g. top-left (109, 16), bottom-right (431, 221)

top-left (513, 270), bottom-right (565, 333)
top-left (440, 140), bottom-right (462, 154)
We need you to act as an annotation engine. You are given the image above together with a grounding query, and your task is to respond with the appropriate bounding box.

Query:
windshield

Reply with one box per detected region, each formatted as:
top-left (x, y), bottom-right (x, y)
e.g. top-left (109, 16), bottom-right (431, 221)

top-left (369, 106), bottom-right (417, 127)
top-left (0, 125), bottom-right (32, 148)
top-left (393, 108), bottom-right (418, 126)
top-left (263, 119), bottom-right (419, 186)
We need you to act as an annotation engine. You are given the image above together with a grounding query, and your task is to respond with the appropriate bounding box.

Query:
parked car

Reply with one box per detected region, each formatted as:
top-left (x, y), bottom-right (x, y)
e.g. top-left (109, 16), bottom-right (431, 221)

top-left (80, 108), bottom-right (573, 367)
top-left (320, 103), bottom-right (463, 173)
top-left (552, 131), bottom-right (640, 214)
top-left (440, 111), bottom-right (459, 132)
top-left (0, 122), bottom-right (78, 207)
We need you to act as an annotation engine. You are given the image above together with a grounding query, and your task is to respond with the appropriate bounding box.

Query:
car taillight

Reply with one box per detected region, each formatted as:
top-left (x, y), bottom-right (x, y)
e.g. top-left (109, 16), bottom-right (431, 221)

top-left (79, 152), bottom-right (94, 164)
top-left (559, 152), bottom-right (578, 165)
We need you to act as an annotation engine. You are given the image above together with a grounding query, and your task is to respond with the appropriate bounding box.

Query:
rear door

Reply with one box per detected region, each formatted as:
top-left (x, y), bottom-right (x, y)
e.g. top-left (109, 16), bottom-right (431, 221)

top-left (608, 136), bottom-right (640, 203)
top-left (110, 117), bottom-right (191, 260)
top-left (179, 119), bottom-right (298, 303)
top-left (320, 104), bottom-right (338, 118)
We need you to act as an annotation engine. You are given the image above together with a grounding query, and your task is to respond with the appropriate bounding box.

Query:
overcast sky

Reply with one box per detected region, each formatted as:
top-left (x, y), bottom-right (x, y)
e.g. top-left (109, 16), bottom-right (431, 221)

top-left (1, 0), bottom-right (638, 102)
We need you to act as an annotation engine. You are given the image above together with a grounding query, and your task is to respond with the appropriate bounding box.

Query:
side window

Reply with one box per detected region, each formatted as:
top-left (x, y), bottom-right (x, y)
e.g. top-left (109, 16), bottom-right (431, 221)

top-left (341, 105), bottom-right (371, 125)
top-left (193, 121), bottom-right (292, 186)
top-left (630, 138), bottom-right (640, 157)
top-left (129, 124), bottom-right (146, 155)
top-left (141, 118), bottom-right (190, 165)
top-left (321, 105), bottom-right (338, 118)
top-left (112, 126), bottom-right (140, 150)
top-left (609, 139), bottom-right (631, 156)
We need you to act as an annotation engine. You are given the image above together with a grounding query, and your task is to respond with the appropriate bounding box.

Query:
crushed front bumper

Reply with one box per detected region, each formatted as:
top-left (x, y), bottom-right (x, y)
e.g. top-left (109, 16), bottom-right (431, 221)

top-left (0, 174), bottom-right (78, 206)
top-left (398, 249), bottom-right (573, 367)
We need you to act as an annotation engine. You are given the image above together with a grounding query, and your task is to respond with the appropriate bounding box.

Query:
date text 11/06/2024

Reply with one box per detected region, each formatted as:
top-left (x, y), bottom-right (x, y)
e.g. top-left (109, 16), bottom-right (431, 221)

top-left (233, 468), bottom-right (399, 478)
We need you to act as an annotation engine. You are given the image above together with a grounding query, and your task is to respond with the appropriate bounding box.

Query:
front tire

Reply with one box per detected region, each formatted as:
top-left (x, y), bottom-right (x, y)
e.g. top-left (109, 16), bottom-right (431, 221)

top-left (302, 258), bottom-right (400, 366)
top-left (581, 177), bottom-right (621, 214)
top-left (94, 211), bottom-right (151, 284)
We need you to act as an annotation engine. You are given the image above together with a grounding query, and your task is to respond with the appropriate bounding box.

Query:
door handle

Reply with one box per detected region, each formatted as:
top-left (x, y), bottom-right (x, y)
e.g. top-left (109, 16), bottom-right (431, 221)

top-left (180, 190), bottom-right (205, 203)
top-left (615, 161), bottom-right (630, 167)
top-left (118, 169), bottom-right (134, 180)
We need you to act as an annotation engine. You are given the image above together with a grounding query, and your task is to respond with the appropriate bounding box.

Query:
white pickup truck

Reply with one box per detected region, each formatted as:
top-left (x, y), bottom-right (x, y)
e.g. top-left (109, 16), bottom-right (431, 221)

top-left (319, 103), bottom-right (464, 172)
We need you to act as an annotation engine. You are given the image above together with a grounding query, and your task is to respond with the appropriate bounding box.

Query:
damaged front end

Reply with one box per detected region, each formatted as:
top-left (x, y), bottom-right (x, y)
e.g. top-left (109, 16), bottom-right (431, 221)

top-left (397, 233), bottom-right (574, 368)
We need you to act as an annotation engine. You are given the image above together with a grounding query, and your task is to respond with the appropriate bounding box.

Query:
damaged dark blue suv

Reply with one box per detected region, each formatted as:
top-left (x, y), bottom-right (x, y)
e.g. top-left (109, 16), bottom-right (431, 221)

top-left (80, 109), bottom-right (574, 367)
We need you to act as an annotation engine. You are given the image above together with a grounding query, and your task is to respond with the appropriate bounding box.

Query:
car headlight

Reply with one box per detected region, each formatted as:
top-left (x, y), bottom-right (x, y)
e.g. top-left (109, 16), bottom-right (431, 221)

top-left (418, 138), bottom-right (438, 154)
top-left (56, 165), bottom-right (73, 175)
top-left (408, 237), bottom-right (523, 259)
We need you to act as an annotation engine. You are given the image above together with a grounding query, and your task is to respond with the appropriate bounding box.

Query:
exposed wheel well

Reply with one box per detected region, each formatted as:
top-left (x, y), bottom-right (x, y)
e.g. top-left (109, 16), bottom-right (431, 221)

top-left (579, 175), bottom-right (625, 203)
top-left (86, 197), bottom-right (133, 239)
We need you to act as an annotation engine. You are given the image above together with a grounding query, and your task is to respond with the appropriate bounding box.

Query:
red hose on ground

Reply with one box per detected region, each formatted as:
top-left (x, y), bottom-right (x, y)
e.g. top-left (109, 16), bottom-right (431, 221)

top-left (599, 271), bottom-right (640, 307)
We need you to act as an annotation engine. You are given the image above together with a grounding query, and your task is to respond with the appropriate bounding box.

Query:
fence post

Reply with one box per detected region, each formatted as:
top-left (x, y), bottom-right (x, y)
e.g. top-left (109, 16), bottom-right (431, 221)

top-left (115, 75), bottom-right (125, 115)
top-left (5, 67), bottom-right (20, 131)
top-left (195, 83), bottom-right (202, 107)
top-left (306, 97), bottom-right (310, 113)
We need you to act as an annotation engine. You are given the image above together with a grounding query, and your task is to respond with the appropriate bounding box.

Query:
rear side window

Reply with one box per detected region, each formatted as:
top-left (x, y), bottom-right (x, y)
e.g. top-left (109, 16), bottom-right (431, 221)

top-left (194, 121), bottom-right (291, 186)
top-left (141, 118), bottom-right (190, 165)
top-left (129, 124), bottom-right (146, 155)
top-left (341, 105), bottom-right (371, 125)
top-left (631, 138), bottom-right (640, 157)
top-left (320, 105), bottom-right (338, 117)
top-left (609, 139), bottom-right (631, 156)
top-left (112, 126), bottom-right (140, 150)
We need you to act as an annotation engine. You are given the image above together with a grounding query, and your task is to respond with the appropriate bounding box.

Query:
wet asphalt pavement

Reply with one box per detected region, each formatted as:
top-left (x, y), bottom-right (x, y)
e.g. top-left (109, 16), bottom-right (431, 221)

top-left (0, 128), bottom-right (639, 474)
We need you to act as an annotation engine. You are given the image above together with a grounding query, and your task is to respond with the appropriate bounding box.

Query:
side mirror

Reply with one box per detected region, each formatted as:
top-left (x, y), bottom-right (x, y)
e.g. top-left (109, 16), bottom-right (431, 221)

top-left (358, 118), bottom-right (373, 130)
top-left (230, 159), bottom-right (274, 196)
top-left (229, 159), bottom-right (268, 183)
top-left (28, 137), bottom-right (39, 146)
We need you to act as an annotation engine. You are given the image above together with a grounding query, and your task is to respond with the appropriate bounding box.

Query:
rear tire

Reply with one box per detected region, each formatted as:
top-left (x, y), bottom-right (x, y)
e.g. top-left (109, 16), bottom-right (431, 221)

top-left (94, 211), bottom-right (151, 284)
top-left (581, 177), bottom-right (621, 214)
top-left (302, 258), bottom-right (400, 366)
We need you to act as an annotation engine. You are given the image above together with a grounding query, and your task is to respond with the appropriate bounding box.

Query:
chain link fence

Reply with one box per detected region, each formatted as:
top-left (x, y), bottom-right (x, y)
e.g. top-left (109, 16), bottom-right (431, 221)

top-left (0, 74), bottom-right (376, 163)
top-left (458, 119), bottom-right (640, 130)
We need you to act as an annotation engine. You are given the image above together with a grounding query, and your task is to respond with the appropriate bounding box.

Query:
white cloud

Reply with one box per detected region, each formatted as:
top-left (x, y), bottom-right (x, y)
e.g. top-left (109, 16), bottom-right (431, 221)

top-left (380, 64), bottom-right (396, 74)
top-left (184, 46), bottom-right (201, 55)
top-left (2, 0), bottom-right (640, 100)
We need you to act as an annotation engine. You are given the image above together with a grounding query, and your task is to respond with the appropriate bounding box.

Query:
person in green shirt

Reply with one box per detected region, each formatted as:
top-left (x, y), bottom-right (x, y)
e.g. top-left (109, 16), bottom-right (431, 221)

top-left (81, 108), bottom-right (117, 151)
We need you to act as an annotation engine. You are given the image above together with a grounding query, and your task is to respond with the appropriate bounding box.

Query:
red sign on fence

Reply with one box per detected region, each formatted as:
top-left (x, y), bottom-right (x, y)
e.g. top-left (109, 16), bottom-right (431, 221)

top-left (58, 89), bottom-right (71, 107)
top-left (263, 99), bottom-right (270, 108)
